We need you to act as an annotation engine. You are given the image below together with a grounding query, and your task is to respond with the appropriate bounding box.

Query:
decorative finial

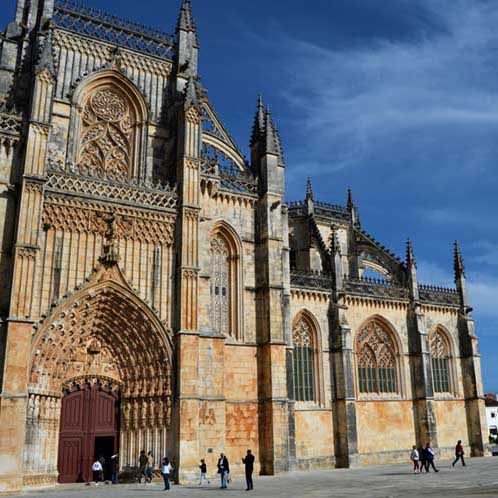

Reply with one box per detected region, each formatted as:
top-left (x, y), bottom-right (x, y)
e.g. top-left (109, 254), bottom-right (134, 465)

top-left (454, 240), bottom-right (465, 279)
top-left (177, 0), bottom-right (199, 47)
top-left (406, 239), bottom-right (416, 269)
top-left (250, 94), bottom-right (266, 147)
top-left (347, 188), bottom-right (354, 211)
top-left (306, 177), bottom-right (314, 201)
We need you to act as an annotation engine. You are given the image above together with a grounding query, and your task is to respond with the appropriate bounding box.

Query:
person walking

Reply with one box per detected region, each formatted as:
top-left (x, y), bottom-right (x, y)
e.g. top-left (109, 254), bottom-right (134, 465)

top-left (161, 458), bottom-right (173, 491)
top-left (146, 452), bottom-right (154, 483)
top-left (424, 442), bottom-right (439, 472)
top-left (137, 450), bottom-right (148, 483)
top-left (110, 454), bottom-right (119, 484)
top-left (91, 459), bottom-right (103, 485)
top-left (217, 453), bottom-right (230, 489)
top-left (242, 449), bottom-right (255, 491)
top-left (199, 459), bottom-right (210, 486)
top-left (452, 440), bottom-right (466, 467)
top-left (410, 446), bottom-right (420, 474)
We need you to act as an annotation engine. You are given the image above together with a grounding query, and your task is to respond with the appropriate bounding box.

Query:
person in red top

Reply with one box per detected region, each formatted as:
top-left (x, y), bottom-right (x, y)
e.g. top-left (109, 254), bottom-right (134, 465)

top-left (452, 440), bottom-right (466, 467)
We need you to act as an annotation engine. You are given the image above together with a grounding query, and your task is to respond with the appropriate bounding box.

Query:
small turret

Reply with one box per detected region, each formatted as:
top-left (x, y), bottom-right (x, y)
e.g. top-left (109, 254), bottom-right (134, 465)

top-left (250, 95), bottom-right (265, 148)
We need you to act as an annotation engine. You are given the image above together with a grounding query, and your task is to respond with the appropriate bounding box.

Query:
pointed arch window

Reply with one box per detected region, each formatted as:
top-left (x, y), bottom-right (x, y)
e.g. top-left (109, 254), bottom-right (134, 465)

top-left (292, 314), bottom-right (318, 402)
top-left (209, 224), bottom-right (243, 340)
top-left (211, 235), bottom-right (230, 337)
top-left (357, 320), bottom-right (399, 394)
top-left (71, 72), bottom-right (148, 183)
top-left (430, 329), bottom-right (452, 393)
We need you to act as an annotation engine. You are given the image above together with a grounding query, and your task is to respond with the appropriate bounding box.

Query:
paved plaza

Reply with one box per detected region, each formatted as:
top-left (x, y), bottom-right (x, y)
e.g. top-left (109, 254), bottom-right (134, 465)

top-left (15, 457), bottom-right (498, 498)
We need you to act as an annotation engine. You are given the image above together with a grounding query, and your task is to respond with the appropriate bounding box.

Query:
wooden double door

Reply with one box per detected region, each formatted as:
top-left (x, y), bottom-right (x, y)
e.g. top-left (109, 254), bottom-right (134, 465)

top-left (58, 383), bottom-right (119, 483)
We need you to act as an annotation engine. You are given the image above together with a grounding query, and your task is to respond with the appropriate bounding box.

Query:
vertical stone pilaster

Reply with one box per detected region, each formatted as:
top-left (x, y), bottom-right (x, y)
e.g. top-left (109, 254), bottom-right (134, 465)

top-left (0, 320), bottom-right (32, 494)
top-left (458, 314), bottom-right (486, 456)
top-left (173, 101), bottom-right (202, 482)
top-left (407, 305), bottom-right (438, 448)
top-left (330, 305), bottom-right (359, 468)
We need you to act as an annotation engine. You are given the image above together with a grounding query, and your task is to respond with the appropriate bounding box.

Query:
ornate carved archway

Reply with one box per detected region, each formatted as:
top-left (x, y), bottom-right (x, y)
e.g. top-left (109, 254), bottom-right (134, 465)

top-left (23, 261), bottom-right (173, 484)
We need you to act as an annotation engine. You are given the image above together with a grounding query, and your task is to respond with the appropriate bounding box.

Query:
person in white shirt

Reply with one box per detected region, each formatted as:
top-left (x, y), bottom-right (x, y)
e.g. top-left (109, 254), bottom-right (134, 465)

top-left (410, 445), bottom-right (420, 474)
top-left (92, 459), bottom-right (103, 485)
top-left (161, 457), bottom-right (173, 491)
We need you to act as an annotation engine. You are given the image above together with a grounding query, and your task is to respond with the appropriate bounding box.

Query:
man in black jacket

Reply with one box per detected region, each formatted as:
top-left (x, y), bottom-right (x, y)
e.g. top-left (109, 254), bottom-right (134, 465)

top-left (242, 449), bottom-right (255, 491)
top-left (217, 453), bottom-right (230, 489)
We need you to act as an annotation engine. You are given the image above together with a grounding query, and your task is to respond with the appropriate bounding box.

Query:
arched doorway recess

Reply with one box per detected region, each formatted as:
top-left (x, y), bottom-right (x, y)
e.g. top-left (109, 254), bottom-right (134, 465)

top-left (23, 262), bottom-right (173, 484)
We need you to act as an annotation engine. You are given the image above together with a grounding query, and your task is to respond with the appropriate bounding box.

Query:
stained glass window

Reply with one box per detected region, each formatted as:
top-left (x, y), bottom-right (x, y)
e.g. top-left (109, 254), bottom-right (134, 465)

top-left (357, 321), bottom-right (398, 394)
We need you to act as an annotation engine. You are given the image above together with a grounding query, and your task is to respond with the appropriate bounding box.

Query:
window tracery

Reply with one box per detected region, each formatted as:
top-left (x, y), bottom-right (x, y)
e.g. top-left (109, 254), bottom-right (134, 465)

top-left (210, 235), bottom-right (230, 336)
top-left (292, 315), bottom-right (316, 402)
top-left (77, 87), bottom-right (135, 181)
top-left (430, 329), bottom-right (451, 393)
top-left (357, 320), bottom-right (398, 394)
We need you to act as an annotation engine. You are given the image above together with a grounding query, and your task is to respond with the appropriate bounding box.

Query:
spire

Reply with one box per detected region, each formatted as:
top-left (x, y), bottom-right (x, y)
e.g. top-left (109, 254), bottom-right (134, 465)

top-left (250, 94), bottom-right (265, 147)
top-left (177, 0), bottom-right (199, 47)
top-left (263, 106), bottom-right (279, 156)
top-left (306, 177), bottom-right (314, 201)
top-left (347, 188), bottom-right (354, 211)
top-left (454, 240), bottom-right (465, 280)
top-left (406, 239), bottom-right (416, 270)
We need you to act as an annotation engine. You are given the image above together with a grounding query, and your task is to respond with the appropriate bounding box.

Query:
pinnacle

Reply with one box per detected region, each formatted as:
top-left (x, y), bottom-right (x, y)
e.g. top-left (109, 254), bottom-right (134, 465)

top-left (347, 188), bottom-right (354, 211)
top-left (406, 239), bottom-right (416, 269)
top-left (454, 240), bottom-right (465, 278)
top-left (250, 94), bottom-right (265, 147)
top-left (306, 177), bottom-right (314, 201)
top-left (264, 107), bottom-right (279, 156)
top-left (177, 0), bottom-right (199, 45)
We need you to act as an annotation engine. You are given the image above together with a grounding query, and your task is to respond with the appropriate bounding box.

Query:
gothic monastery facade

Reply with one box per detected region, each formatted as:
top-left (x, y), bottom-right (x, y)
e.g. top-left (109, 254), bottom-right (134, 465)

top-left (0, 0), bottom-right (487, 494)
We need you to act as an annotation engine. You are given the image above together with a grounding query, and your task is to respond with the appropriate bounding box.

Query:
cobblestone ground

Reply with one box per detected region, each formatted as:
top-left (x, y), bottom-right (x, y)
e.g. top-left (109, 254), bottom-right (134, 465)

top-left (17, 457), bottom-right (498, 498)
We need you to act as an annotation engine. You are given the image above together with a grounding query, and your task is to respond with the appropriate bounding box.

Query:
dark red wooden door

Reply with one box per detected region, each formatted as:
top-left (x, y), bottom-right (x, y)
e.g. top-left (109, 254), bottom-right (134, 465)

top-left (58, 383), bottom-right (119, 483)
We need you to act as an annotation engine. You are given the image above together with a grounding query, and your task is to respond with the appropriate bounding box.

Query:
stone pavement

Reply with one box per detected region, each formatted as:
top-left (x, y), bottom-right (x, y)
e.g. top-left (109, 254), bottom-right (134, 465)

top-left (17, 457), bottom-right (498, 498)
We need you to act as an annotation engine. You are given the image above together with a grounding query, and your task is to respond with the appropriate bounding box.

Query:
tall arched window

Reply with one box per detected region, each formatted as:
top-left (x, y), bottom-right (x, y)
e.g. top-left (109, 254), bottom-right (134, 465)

top-left (430, 328), bottom-right (452, 393)
top-left (357, 319), bottom-right (399, 394)
top-left (77, 86), bottom-right (135, 181)
top-left (71, 71), bottom-right (148, 182)
top-left (210, 223), bottom-right (243, 340)
top-left (211, 235), bottom-right (230, 336)
top-left (292, 313), bottom-right (318, 402)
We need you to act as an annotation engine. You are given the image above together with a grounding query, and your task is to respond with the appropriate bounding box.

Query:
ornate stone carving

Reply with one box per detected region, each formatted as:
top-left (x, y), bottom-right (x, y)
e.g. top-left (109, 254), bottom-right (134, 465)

top-left (211, 235), bottom-right (229, 336)
top-left (46, 172), bottom-right (178, 209)
top-left (77, 88), bottom-right (134, 181)
top-left (357, 321), bottom-right (396, 369)
top-left (429, 330), bottom-right (449, 358)
top-left (293, 318), bottom-right (312, 347)
top-left (42, 196), bottom-right (175, 245)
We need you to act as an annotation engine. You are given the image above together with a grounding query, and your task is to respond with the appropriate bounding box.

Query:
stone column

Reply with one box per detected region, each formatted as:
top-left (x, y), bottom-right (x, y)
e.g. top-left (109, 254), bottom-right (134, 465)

top-left (172, 91), bottom-right (202, 482)
top-left (330, 303), bottom-right (359, 468)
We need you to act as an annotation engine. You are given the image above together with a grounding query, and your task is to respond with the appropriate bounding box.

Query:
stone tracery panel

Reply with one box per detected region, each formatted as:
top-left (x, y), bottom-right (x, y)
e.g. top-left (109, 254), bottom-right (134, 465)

top-left (77, 87), bottom-right (134, 181)
top-left (356, 319), bottom-right (399, 394)
top-left (429, 328), bottom-right (452, 394)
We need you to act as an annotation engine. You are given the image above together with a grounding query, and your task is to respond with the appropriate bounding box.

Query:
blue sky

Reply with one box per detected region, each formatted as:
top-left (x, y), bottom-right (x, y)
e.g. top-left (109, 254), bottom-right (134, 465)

top-left (2, 0), bottom-right (497, 391)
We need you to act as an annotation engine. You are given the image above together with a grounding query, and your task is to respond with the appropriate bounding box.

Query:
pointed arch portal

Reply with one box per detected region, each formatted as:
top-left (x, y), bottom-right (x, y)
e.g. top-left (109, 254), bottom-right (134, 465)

top-left (24, 263), bottom-right (173, 483)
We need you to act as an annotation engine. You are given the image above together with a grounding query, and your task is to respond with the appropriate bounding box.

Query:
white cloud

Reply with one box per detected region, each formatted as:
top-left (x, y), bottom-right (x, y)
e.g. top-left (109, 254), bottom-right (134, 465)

top-left (268, 0), bottom-right (498, 185)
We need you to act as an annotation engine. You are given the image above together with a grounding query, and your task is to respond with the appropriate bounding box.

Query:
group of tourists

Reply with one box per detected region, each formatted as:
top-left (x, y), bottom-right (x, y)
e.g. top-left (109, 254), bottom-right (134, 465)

top-left (91, 448), bottom-right (256, 491)
top-left (91, 453), bottom-right (119, 485)
top-left (213, 449), bottom-right (255, 491)
top-left (410, 440), bottom-right (466, 474)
